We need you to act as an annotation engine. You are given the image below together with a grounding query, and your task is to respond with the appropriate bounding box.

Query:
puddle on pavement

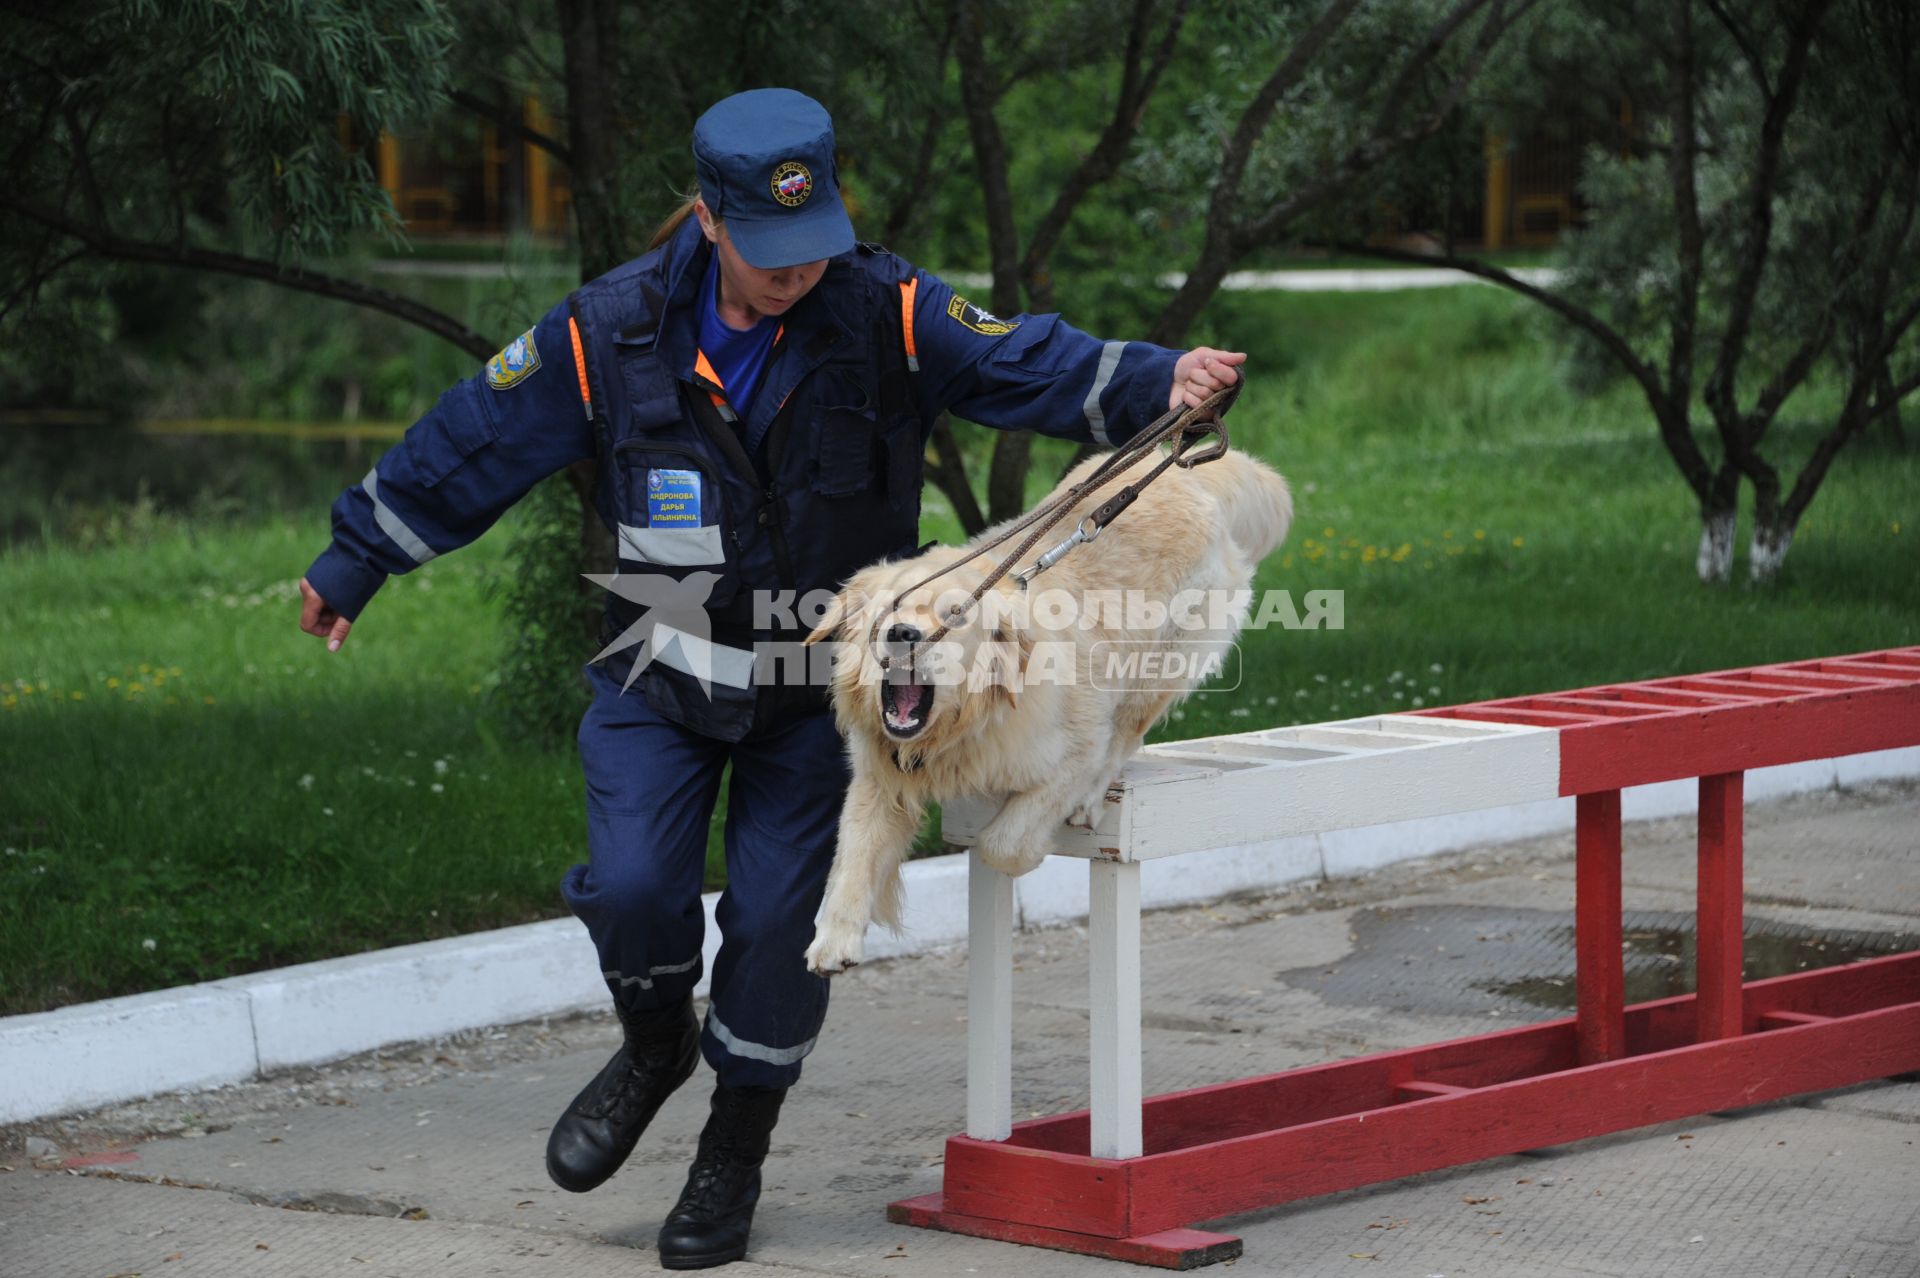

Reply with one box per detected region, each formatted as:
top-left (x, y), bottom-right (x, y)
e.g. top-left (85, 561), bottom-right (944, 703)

top-left (1275, 905), bottom-right (1919, 1020)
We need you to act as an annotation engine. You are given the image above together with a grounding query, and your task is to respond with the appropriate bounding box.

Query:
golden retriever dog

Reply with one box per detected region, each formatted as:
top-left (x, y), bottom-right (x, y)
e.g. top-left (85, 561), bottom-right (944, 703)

top-left (801, 447), bottom-right (1292, 975)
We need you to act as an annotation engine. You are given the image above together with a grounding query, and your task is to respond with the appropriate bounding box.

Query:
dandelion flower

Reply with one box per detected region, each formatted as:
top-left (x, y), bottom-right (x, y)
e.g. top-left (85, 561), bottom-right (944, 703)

top-left (298, 774), bottom-right (315, 790)
top-left (142, 938), bottom-right (157, 952)
top-left (430, 783), bottom-right (445, 794)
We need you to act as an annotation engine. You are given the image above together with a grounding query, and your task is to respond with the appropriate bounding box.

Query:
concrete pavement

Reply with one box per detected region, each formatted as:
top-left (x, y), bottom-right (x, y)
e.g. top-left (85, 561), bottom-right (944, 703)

top-left (4, 780), bottom-right (1917, 1278)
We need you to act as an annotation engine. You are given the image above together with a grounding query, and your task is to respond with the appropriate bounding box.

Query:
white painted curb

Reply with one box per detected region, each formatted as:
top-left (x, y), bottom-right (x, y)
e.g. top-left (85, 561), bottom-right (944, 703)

top-left (3, 747), bottom-right (1914, 1124)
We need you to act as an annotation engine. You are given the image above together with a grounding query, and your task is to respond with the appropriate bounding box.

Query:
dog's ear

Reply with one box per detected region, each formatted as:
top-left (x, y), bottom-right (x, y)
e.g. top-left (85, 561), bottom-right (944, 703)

top-left (970, 624), bottom-right (1032, 707)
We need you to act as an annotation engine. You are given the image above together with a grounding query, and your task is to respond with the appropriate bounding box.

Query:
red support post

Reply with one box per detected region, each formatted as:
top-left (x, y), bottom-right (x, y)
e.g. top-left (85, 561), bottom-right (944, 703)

top-left (1575, 790), bottom-right (1625, 1064)
top-left (1696, 772), bottom-right (1746, 1041)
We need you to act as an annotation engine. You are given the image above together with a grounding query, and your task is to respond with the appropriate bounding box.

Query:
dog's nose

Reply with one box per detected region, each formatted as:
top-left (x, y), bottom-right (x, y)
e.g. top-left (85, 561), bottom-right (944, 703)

top-left (887, 622), bottom-right (922, 645)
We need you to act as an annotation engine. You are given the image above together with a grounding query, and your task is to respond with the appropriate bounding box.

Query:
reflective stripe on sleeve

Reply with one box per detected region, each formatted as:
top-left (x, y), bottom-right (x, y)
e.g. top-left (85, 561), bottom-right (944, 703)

top-left (362, 467), bottom-right (438, 565)
top-left (1081, 340), bottom-right (1125, 448)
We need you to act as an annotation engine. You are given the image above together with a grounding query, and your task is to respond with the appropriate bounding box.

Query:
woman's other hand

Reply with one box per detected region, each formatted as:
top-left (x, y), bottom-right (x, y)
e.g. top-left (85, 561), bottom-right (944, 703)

top-left (1169, 347), bottom-right (1246, 409)
top-left (299, 577), bottom-right (353, 652)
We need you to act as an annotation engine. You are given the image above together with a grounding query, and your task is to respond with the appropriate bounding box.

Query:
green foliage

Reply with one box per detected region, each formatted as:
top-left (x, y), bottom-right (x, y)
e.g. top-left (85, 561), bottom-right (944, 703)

top-left (484, 473), bottom-right (596, 747)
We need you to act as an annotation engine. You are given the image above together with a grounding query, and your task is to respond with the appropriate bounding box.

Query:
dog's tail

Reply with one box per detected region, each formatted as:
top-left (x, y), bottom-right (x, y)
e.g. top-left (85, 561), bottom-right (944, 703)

top-left (1190, 452), bottom-right (1294, 563)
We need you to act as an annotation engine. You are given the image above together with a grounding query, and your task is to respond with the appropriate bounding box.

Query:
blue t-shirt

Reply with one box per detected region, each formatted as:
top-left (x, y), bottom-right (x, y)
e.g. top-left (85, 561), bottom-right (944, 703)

top-left (698, 256), bottom-right (781, 416)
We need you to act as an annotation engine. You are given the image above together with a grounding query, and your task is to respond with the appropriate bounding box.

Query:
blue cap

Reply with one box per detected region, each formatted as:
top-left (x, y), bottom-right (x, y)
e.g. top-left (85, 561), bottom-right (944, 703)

top-left (693, 89), bottom-right (855, 270)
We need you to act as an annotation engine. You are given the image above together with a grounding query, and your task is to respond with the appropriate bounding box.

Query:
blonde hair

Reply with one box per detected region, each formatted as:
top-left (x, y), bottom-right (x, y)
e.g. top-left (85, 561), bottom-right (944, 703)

top-left (647, 188), bottom-right (708, 252)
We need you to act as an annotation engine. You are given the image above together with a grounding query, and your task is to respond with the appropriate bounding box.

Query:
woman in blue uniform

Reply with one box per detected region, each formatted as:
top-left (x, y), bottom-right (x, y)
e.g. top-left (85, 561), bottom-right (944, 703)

top-left (297, 88), bottom-right (1242, 1269)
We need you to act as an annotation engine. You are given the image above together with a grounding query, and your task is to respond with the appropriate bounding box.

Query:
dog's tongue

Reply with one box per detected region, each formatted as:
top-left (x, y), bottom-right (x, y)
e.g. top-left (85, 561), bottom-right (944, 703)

top-left (891, 681), bottom-right (926, 718)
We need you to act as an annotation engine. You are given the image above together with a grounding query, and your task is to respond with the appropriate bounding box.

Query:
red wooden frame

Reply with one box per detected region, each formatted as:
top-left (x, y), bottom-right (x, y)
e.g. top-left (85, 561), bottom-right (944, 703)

top-left (891, 648), bottom-right (1920, 1267)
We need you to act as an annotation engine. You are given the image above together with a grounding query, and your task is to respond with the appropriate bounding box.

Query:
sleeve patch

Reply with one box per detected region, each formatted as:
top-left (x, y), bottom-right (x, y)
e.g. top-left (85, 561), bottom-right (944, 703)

top-left (486, 328), bottom-right (542, 390)
top-left (945, 294), bottom-right (1019, 336)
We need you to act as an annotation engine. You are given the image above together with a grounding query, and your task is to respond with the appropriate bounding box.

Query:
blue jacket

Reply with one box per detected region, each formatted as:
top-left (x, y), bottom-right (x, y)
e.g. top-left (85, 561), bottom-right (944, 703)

top-left (305, 217), bottom-right (1183, 738)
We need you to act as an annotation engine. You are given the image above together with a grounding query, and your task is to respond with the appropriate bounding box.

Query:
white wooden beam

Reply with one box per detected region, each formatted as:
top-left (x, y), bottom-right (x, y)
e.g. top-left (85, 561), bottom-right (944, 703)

top-left (1089, 858), bottom-right (1143, 1159)
top-left (966, 852), bottom-right (1014, 1142)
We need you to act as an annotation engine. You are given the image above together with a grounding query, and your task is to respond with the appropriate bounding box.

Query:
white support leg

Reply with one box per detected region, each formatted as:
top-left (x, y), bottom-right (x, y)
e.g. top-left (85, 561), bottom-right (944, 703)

top-left (1089, 857), bottom-right (1143, 1160)
top-left (966, 851), bottom-right (1014, 1142)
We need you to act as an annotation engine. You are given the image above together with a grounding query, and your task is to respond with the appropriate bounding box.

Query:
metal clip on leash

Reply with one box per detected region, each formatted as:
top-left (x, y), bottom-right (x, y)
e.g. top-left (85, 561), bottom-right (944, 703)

top-left (1012, 379), bottom-right (1238, 587)
top-left (1014, 514), bottom-right (1104, 587)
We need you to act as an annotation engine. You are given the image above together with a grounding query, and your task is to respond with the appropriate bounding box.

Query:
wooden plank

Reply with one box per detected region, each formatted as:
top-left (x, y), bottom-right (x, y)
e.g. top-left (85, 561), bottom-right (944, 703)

top-left (1442, 706), bottom-right (1598, 726)
top-left (1666, 678), bottom-right (1786, 699)
top-left (1518, 697), bottom-right (1660, 718)
top-left (1268, 726), bottom-right (1465, 751)
top-left (1125, 728), bottom-right (1560, 858)
top-left (1589, 687), bottom-right (1749, 708)
top-left (1002, 953), bottom-right (1920, 1159)
top-left (888, 1194), bottom-right (1241, 1269)
top-left (942, 1136), bottom-right (1131, 1237)
top-left (967, 854), bottom-right (1014, 1142)
top-left (1378, 714), bottom-right (1544, 738)
top-left (1010, 1015), bottom-right (1580, 1157)
top-left (1119, 1002), bottom-right (1920, 1237)
top-left (1813, 660), bottom-right (1920, 679)
top-left (1089, 860), bottom-right (1143, 1160)
top-left (1556, 684), bottom-right (1920, 792)
top-left (1696, 773), bottom-right (1745, 1042)
top-left (1743, 669), bottom-right (1889, 690)
top-left (1576, 791), bottom-right (1625, 1064)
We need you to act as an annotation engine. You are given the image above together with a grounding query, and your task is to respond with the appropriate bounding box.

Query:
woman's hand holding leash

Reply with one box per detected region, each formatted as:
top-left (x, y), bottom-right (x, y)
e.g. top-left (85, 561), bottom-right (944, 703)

top-left (1170, 347), bottom-right (1246, 409)
top-left (298, 577), bottom-right (353, 652)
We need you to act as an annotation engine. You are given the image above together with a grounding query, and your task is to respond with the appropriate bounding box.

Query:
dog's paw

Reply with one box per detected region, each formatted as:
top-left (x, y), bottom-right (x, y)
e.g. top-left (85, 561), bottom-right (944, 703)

top-left (804, 925), bottom-right (865, 976)
top-left (1066, 802), bottom-right (1098, 830)
top-left (972, 838), bottom-right (1048, 878)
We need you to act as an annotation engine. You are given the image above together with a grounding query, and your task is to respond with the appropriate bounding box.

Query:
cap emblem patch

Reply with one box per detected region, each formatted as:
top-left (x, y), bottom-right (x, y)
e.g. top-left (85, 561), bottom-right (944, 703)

top-left (771, 161), bottom-right (813, 207)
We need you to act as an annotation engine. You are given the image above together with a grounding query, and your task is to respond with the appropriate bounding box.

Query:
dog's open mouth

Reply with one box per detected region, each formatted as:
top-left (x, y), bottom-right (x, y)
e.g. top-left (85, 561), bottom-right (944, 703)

top-left (881, 676), bottom-right (934, 739)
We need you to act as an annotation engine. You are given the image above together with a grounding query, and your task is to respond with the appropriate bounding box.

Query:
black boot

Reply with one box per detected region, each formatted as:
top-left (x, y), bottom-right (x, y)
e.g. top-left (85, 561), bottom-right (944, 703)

top-left (545, 994), bottom-right (700, 1193)
top-left (656, 1082), bottom-right (787, 1270)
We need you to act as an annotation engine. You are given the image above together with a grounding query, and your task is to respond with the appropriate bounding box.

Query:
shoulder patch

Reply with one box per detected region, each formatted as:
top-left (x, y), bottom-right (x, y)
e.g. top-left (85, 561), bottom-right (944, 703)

top-left (946, 294), bottom-right (1018, 336)
top-left (486, 328), bottom-right (542, 390)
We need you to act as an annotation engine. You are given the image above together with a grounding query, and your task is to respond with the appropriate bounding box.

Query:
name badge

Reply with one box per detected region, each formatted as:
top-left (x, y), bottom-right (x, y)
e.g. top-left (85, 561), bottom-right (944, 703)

top-left (647, 468), bottom-right (701, 525)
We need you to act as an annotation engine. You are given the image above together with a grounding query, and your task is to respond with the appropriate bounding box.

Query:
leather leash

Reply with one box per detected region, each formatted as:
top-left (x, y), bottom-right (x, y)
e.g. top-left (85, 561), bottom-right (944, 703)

top-left (867, 376), bottom-right (1243, 670)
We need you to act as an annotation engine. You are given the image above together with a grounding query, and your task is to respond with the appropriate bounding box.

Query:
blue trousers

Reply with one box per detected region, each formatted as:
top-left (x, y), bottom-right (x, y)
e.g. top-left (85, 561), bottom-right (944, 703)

top-left (561, 662), bottom-right (850, 1090)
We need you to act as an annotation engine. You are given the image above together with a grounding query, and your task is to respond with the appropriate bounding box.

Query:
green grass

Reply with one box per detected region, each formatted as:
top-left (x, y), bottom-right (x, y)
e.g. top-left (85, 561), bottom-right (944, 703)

top-left (3, 285), bottom-right (1915, 1015)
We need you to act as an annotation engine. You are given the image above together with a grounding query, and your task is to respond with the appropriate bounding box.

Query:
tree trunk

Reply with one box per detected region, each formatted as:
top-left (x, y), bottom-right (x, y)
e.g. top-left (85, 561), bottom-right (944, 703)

top-left (1696, 506), bottom-right (1736, 584)
top-left (1696, 465), bottom-right (1740, 584)
top-left (1747, 512), bottom-right (1795, 583)
top-left (927, 414), bottom-right (988, 536)
top-left (555, 0), bottom-right (624, 637)
top-left (1876, 359), bottom-right (1908, 449)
